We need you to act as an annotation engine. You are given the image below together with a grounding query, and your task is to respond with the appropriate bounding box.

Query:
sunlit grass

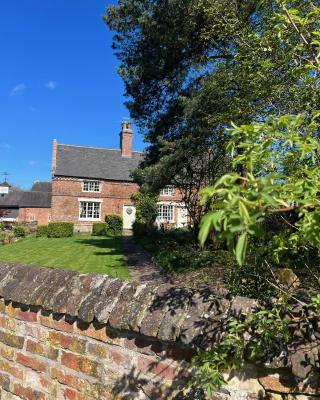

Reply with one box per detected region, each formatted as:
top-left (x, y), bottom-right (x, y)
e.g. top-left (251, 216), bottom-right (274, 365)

top-left (0, 235), bottom-right (129, 278)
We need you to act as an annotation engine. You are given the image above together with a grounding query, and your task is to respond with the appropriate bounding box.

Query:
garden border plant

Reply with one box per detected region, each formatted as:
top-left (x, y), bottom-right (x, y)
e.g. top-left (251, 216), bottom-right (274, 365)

top-left (105, 214), bottom-right (123, 236)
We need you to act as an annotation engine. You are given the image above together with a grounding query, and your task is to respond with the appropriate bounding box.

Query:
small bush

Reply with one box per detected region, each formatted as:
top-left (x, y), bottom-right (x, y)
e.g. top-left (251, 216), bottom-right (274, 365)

top-left (36, 225), bottom-right (48, 238)
top-left (92, 222), bottom-right (107, 236)
top-left (47, 222), bottom-right (74, 238)
top-left (0, 231), bottom-right (15, 244)
top-left (105, 214), bottom-right (123, 235)
top-left (0, 222), bottom-right (4, 231)
top-left (14, 225), bottom-right (26, 238)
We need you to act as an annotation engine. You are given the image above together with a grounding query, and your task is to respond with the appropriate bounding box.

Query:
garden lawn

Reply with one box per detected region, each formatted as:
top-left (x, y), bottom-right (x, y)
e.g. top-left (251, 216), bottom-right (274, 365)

top-left (0, 235), bottom-right (129, 278)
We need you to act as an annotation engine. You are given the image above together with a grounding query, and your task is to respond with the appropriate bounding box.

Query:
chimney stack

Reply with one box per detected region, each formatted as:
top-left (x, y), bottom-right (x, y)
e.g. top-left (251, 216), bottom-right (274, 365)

top-left (120, 120), bottom-right (133, 157)
top-left (52, 139), bottom-right (58, 177)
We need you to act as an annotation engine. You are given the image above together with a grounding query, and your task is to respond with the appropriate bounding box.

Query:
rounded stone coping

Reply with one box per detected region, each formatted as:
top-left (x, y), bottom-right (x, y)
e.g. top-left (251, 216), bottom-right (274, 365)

top-left (0, 262), bottom-right (244, 346)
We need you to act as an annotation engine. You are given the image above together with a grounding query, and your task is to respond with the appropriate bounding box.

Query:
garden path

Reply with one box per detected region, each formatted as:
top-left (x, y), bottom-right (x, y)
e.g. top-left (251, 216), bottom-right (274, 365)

top-left (122, 232), bottom-right (168, 284)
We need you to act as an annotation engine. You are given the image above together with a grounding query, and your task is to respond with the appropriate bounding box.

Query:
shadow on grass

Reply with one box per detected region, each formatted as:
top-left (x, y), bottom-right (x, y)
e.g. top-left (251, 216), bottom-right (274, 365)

top-left (75, 236), bottom-right (125, 257)
top-left (75, 236), bottom-right (122, 248)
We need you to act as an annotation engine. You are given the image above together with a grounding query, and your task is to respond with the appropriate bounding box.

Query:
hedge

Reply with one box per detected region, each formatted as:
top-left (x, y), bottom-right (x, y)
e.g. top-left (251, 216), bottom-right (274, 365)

top-left (14, 225), bottom-right (26, 238)
top-left (47, 222), bottom-right (74, 238)
top-left (105, 214), bottom-right (123, 235)
top-left (36, 225), bottom-right (48, 238)
top-left (92, 222), bottom-right (107, 236)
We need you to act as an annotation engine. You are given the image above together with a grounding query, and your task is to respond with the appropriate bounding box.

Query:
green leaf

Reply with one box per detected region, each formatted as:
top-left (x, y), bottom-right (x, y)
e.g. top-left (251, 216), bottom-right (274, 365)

top-left (199, 212), bottom-right (215, 247)
top-left (235, 233), bottom-right (248, 266)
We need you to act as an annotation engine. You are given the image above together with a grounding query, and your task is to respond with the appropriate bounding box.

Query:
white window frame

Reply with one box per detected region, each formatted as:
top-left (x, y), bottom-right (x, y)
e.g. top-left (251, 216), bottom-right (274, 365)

top-left (157, 204), bottom-right (174, 222)
top-left (78, 199), bottom-right (102, 221)
top-left (29, 215), bottom-right (35, 222)
top-left (82, 180), bottom-right (101, 193)
top-left (160, 186), bottom-right (175, 196)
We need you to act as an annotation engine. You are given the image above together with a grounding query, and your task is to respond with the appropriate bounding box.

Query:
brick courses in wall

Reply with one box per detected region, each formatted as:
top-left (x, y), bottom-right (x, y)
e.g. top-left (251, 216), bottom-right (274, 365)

top-left (51, 177), bottom-right (186, 230)
top-left (18, 208), bottom-right (51, 226)
top-left (0, 262), bottom-right (318, 399)
top-left (51, 177), bottom-right (139, 231)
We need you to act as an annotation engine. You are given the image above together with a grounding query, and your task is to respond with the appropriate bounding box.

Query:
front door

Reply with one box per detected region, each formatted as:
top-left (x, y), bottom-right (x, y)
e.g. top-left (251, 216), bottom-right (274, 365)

top-left (123, 205), bottom-right (136, 229)
top-left (177, 206), bottom-right (188, 228)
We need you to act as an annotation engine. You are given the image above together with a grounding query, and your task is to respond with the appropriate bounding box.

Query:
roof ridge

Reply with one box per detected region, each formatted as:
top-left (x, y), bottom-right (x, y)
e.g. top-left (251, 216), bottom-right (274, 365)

top-left (58, 143), bottom-right (143, 154)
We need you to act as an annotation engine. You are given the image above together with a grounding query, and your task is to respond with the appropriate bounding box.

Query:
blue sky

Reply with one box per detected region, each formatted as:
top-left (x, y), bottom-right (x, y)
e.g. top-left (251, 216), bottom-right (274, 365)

top-left (0, 0), bottom-right (144, 189)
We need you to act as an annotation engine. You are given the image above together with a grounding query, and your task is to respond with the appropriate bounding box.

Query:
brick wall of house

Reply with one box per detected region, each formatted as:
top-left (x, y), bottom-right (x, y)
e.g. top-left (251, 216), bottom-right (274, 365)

top-left (51, 177), bottom-right (185, 230)
top-left (18, 208), bottom-right (51, 226)
top-left (51, 177), bottom-right (138, 230)
top-left (158, 189), bottom-right (186, 225)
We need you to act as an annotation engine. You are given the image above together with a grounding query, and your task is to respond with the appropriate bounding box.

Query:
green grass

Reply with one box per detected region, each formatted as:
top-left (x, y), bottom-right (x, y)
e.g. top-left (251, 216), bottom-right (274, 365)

top-left (0, 235), bottom-right (129, 278)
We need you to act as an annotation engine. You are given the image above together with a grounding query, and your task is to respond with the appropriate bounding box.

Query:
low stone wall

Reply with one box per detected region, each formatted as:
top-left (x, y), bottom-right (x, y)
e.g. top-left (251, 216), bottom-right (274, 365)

top-left (0, 263), bottom-right (317, 400)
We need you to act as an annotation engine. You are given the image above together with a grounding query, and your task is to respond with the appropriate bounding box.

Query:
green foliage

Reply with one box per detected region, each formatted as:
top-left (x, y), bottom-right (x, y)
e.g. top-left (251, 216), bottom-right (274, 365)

top-left (200, 113), bottom-right (320, 265)
top-left (14, 225), bottom-right (26, 238)
top-left (47, 222), bottom-right (74, 238)
top-left (132, 221), bottom-right (149, 238)
top-left (105, 214), bottom-right (122, 236)
top-left (131, 191), bottom-right (158, 227)
top-left (308, 294), bottom-right (320, 313)
top-left (136, 227), bottom-right (233, 273)
top-left (0, 222), bottom-right (4, 231)
top-left (107, 1), bottom-right (320, 394)
top-left (193, 299), bottom-right (290, 395)
top-left (227, 262), bottom-right (275, 300)
top-left (199, 112), bottom-right (320, 260)
top-left (92, 222), bottom-right (107, 236)
top-left (198, 0), bottom-right (320, 265)
top-left (36, 225), bottom-right (48, 238)
top-left (0, 231), bottom-right (15, 244)
top-left (105, 0), bottom-right (319, 230)
top-left (157, 247), bottom-right (217, 273)
top-left (0, 232), bottom-right (5, 243)
top-left (195, 2), bottom-right (320, 394)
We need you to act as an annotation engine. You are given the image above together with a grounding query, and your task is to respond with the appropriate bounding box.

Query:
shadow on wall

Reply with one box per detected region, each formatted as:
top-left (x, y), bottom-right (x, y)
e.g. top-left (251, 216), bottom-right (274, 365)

top-left (112, 366), bottom-right (207, 400)
top-left (110, 285), bottom-right (320, 399)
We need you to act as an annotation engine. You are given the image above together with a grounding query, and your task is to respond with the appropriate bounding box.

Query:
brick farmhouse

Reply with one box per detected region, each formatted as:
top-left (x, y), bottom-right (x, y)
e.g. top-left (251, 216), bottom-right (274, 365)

top-left (0, 121), bottom-right (187, 230)
top-left (51, 121), bottom-right (187, 232)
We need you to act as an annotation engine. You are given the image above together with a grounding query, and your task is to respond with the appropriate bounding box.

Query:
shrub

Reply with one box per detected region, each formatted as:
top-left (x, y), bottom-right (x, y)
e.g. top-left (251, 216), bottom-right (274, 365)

top-left (14, 225), bottom-right (26, 238)
top-left (36, 225), bottom-right (48, 238)
top-left (131, 191), bottom-right (159, 227)
top-left (47, 222), bottom-right (74, 238)
top-left (92, 222), bottom-right (107, 236)
top-left (132, 221), bottom-right (148, 237)
top-left (0, 231), bottom-right (15, 244)
top-left (105, 214), bottom-right (122, 235)
top-left (0, 222), bottom-right (4, 231)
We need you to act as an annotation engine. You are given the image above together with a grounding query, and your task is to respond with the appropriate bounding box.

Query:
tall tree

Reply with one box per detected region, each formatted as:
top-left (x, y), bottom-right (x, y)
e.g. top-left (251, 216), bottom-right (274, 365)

top-left (105, 0), bottom-right (320, 227)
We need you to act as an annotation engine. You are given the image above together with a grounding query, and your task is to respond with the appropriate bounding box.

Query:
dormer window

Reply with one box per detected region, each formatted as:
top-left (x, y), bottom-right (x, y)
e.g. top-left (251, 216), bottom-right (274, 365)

top-left (160, 186), bottom-right (175, 196)
top-left (82, 180), bottom-right (100, 193)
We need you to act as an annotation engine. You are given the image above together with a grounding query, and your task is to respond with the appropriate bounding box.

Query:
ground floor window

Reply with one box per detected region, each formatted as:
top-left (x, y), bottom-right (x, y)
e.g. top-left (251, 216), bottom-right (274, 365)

top-left (157, 204), bottom-right (174, 222)
top-left (79, 201), bottom-right (101, 220)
